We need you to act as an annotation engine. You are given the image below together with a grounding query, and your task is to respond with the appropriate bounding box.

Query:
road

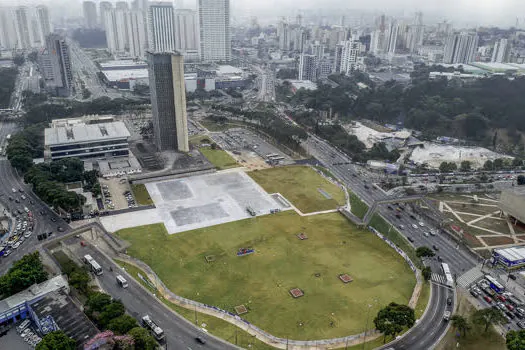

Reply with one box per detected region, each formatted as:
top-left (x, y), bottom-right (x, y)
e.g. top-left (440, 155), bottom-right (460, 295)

top-left (379, 284), bottom-right (453, 350)
top-left (82, 244), bottom-right (236, 350)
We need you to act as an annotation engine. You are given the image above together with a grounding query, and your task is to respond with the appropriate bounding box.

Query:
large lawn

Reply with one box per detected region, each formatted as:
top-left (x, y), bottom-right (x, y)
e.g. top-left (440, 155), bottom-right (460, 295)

top-left (200, 148), bottom-right (239, 170)
top-left (248, 166), bottom-right (346, 213)
top-left (115, 211), bottom-right (415, 340)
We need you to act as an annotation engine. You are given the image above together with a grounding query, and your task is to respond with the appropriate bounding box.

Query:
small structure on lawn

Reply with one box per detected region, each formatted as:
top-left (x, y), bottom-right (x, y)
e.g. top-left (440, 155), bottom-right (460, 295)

top-left (234, 305), bottom-right (248, 315)
top-left (297, 232), bottom-right (308, 240)
top-left (205, 255), bottom-right (216, 263)
top-left (237, 248), bottom-right (255, 256)
top-left (289, 288), bottom-right (304, 298)
top-left (339, 274), bottom-right (353, 283)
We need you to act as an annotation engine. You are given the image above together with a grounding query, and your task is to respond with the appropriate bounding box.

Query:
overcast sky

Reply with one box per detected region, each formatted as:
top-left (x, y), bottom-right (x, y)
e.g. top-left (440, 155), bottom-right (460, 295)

top-left (4, 0), bottom-right (524, 27)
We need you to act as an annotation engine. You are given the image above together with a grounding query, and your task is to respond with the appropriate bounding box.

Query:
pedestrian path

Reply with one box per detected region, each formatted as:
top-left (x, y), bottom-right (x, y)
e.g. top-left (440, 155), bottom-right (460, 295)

top-left (456, 266), bottom-right (484, 289)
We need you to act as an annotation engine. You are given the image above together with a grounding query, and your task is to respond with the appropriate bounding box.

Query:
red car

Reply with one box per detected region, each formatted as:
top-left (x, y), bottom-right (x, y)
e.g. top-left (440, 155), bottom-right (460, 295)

top-left (507, 304), bottom-right (515, 312)
top-left (484, 296), bottom-right (493, 303)
top-left (497, 295), bottom-right (507, 302)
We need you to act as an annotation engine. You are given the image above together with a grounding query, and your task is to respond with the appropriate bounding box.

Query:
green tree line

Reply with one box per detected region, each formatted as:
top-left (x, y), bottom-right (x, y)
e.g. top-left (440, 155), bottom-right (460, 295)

top-left (0, 252), bottom-right (48, 298)
top-left (0, 67), bottom-right (18, 108)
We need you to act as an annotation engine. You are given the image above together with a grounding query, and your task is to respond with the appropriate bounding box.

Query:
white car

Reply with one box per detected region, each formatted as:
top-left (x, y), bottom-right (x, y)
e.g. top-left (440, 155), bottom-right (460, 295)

top-left (412, 224), bottom-right (418, 229)
top-left (424, 232), bottom-right (430, 237)
top-left (11, 188), bottom-right (16, 193)
top-left (430, 230), bottom-right (437, 236)
top-left (12, 242), bottom-right (21, 249)
top-left (24, 231), bottom-right (32, 238)
top-left (419, 222), bottom-right (425, 227)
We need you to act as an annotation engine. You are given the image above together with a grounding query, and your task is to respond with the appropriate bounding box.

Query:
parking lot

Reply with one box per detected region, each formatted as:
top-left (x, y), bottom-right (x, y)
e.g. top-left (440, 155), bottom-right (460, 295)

top-left (99, 178), bottom-right (136, 211)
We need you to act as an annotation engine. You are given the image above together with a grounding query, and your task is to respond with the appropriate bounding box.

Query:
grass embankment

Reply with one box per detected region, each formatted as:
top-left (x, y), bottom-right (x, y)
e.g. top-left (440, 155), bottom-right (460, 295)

top-left (116, 259), bottom-right (275, 349)
top-left (368, 214), bottom-right (423, 269)
top-left (249, 166), bottom-right (346, 213)
top-left (131, 184), bottom-right (153, 206)
top-left (115, 211), bottom-right (415, 340)
top-left (349, 190), bottom-right (369, 219)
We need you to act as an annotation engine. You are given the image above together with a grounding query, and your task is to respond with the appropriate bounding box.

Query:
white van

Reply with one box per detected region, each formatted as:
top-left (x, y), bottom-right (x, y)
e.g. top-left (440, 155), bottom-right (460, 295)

top-left (116, 275), bottom-right (128, 288)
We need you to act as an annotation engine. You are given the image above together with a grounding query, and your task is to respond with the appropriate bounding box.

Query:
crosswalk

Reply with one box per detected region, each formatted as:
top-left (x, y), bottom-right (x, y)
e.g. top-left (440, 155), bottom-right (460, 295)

top-left (456, 267), bottom-right (484, 289)
top-left (431, 273), bottom-right (448, 285)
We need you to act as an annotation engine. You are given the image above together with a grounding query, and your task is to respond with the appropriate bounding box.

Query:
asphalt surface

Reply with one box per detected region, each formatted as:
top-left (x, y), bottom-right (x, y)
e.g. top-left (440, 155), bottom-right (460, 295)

top-left (82, 244), bottom-right (236, 350)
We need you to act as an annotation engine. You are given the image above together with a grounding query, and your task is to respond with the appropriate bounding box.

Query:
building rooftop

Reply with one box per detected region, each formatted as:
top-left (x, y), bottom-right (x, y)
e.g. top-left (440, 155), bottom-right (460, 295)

top-left (494, 246), bottom-right (525, 262)
top-left (100, 60), bottom-right (147, 69)
top-left (45, 121), bottom-right (131, 146)
top-left (216, 65), bottom-right (243, 76)
top-left (469, 62), bottom-right (522, 72)
top-left (0, 275), bottom-right (68, 315)
top-left (288, 80), bottom-right (318, 91)
top-left (103, 69), bottom-right (149, 82)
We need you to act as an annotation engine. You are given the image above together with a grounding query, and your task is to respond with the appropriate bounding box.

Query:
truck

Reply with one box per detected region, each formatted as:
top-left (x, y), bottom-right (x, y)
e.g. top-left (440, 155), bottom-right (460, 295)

top-left (141, 315), bottom-right (165, 341)
top-left (443, 311), bottom-right (451, 321)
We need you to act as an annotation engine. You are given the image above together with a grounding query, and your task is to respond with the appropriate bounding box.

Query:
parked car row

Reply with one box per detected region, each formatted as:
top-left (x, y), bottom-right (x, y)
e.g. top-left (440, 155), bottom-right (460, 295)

top-left (1, 210), bottom-right (34, 257)
top-left (17, 320), bottom-right (41, 348)
top-left (471, 279), bottom-right (525, 324)
top-left (123, 190), bottom-right (136, 208)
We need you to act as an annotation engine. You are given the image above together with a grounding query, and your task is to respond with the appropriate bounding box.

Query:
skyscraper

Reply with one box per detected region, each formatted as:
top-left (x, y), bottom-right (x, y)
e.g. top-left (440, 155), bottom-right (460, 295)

top-left (198, 0), bottom-right (231, 62)
top-left (147, 51), bottom-right (189, 152)
top-left (99, 1), bottom-right (113, 29)
top-left (148, 2), bottom-right (176, 52)
top-left (82, 1), bottom-right (98, 29)
top-left (340, 40), bottom-right (364, 74)
top-left (278, 21), bottom-right (291, 51)
top-left (39, 34), bottom-right (73, 96)
top-left (0, 8), bottom-right (18, 49)
top-left (298, 54), bottom-right (317, 81)
top-left (174, 9), bottom-right (199, 60)
top-left (444, 32), bottom-right (479, 64)
top-left (492, 39), bottom-right (510, 63)
top-left (36, 5), bottom-right (52, 45)
top-left (386, 20), bottom-right (398, 54)
top-left (127, 10), bottom-right (147, 58)
top-left (14, 6), bottom-right (32, 49)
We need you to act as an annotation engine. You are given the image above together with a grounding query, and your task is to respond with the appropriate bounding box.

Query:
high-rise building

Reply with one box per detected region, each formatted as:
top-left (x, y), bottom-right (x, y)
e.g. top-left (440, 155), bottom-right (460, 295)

top-left (104, 10), bottom-right (118, 52)
top-left (386, 20), bottom-right (398, 54)
top-left (317, 59), bottom-right (332, 79)
top-left (291, 27), bottom-right (307, 53)
top-left (148, 2), bottom-right (176, 52)
top-left (99, 1), bottom-right (113, 29)
top-left (174, 9), bottom-right (199, 61)
top-left (39, 34), bottom-right (73, 96)
top-left (492, 38), bottom-right (510, 63)
top-left (333, 43), bottom-right (344, 73)
top-left (126, 10), bottom-right (147, 58)
top-left (115, 7), bottom-right (129, 51)
top-left (147, 51), bottom-right (189, 152)
top-left (198, 0), bottom-right (231, 62)
top-left (0, 8), bottom-right (17, 49)
top-left (443, 32), bottom-right (479, 64)
top-left (311, 41), bottom-right (325, 60)
top-left (83, 1), bottom-right (98, 29)
top-left (406, 12), bottom-right (424, 53)
top-left (298, 54), bottom-right (317, 81)
top-left (278, 21), bottom-right (292, 51)
top-left (340, 40), bottom-right (364, 74)
top-left (36, 5), bottom-right (52, 45)
top-left (14, 6), bottom-right (32, 49)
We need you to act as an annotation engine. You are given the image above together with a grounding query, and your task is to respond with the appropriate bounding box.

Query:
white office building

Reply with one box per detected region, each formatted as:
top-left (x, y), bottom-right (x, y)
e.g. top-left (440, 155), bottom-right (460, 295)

top-left (340, 40), bottom-right (365, 74)
top-left (99, 1), bottom-right (113, 29)
top-left (83, 1), bottom-right (98, 29)
top-left (198, 0), bottom-right (231, 62)
top-left (35, 5), bottom-right (52, 45)
top-left (14, 6), bottom-right (32, 49)
top-left (126, 10), bottom-right (147, 58)
top-left (298, 54), bottom-right (317, 81)
top-left (0, 8), bottom-right (17, 49)
top-left (148, 2), bottom-right (176, 52)
top-left (174, 9), bottom-right (199, 61)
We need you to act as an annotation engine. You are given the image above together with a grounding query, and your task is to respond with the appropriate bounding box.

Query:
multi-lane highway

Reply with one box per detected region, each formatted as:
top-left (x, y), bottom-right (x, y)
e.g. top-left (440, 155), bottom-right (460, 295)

top-left (82, 244), bottom-right (236, 350)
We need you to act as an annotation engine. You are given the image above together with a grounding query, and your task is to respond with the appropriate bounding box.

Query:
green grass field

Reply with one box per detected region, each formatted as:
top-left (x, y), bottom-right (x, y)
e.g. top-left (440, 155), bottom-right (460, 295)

top-left (349, 190), bottom-right (369, 219)
top-left (115, 211), bottom-right (415, 340)
top-left (200, 148), bottom-right (239, 170)
top-left (248, 166), bottom-right (346, 213)
top-left (131, 184), bottom-right (153, 206)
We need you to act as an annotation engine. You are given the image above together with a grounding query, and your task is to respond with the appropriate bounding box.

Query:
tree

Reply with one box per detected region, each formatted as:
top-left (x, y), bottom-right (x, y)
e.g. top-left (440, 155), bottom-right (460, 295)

top-left (450, 314), bottom-right (470, 337)
top-left (85, 292), bottom-right (113, 314)
top-left (506, 330), bottom-right (525, 350)
top-left (422, 266), bottom-right (432, 281)
top-left (13, 54), bottom-right (25, 66)
top-left (0, 252), bottom-right (48, 297)
top-left (68, 270), bottom-right (90, 293)
top-left (518, 175), bottom-right (525, 186)
top-left (460, 160), bottom-right (471, 172)
top-left (472, 308), bottom-right (506, 333)
top-left (107, 314), bottom-right (138, 335)
top-left (36, 331), bottom-right (76, 350)
top-left (97, 300), bottom-right (125, 327)
top-left (374, 302), bottom-right (415, 343)
top-left (416, 246), bottom-right (435, 258)
top-left (128, 327), bottom-right (158, 350)
top-left (483, 160), bottom-right (494, 171)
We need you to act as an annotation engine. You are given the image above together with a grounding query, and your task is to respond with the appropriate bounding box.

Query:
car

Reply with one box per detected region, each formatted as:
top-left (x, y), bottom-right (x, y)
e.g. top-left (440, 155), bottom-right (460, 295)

top-left (429, 230), bottom-right (437, 236)
top-left (24, 231), bottom-right (32, 238)
top-left (395, 214), bottom-right (401, 219)
top-left (399, 225), bottom-right (405, 230)
top-left (447, 297), bottom-right (452, 305)
top-left (12, 242), bottom-right (21, 249)
top-left (51, 217), bottom-right (57, 222)
top-left (424, 232), bottom-right (430, 237)
top-left (195, 337), bottom-right (206, 344)
top-left (4, 249), bottom-right (12, 257)
top-left (509, 274), bottom-right (517, 281)
top-left (419, 222), bottom-right (425, 227)
top-left (57, 227), bottom-right (64, 232)
top-left (8, 196), bottom-right (12, 201)
top-left (11, 188), bottom-right (16, 193)
top-left (19, 188), bottom-right (24, 192)
top-left (410, 214), bottom-right (416, 220)
top-left (518, 321), bottom-right (525, 329)
top-left (412, 224), bottom-right (418, 229)
top-left (506, 311), bottom-right (516, 319)
top-left (507, 304), bottom-right (515, 312)
top-left (15, 199), bottom-right (19, 203)
top-left (470, 289), bottom-right (479, 298)
top-left (21, 195), bottom-right (26, 200)
top-left (364, 184), bottom-right (370, 189)
top-left (496, 295), bottom-right (506, 302)
top-left (497, 302), bottom-right (506, 311)
top-left (433, 245), bottom-right (439, 251)
top-left (443, 310), bottom-right (451, 321)
top-left (407, 236), bottom-right (414, 243)
top-left (484, 296), bottom-right (493, 303)
top-left (437, 256), bottom-right (443, 262)
top-left (39, 211), bottom-right (45, 216)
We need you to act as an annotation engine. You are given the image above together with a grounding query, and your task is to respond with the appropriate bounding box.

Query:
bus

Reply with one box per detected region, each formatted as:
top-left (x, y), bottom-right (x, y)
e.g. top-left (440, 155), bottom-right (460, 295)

top-left (116, 275), bottom-right (128, 288)
top-left (0, 246), bottom-right (5, 257)
top-left (485, 275), bottom-right (505, 294)
top-left (141, 315), bottom-right (165, 341)
top-left (265, 153), bottom-right (279, 159)
top-left (441, 263), bottom-right (454, 287)
top-left (90, 260), bottom-right (103, 276)
top-left (83, 254), bottom-right (94, 264)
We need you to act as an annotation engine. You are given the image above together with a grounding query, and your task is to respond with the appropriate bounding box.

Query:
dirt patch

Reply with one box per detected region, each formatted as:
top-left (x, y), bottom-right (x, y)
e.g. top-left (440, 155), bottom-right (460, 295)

top-left (481, 236), bottom-right (515, 246)
top-left (463, 232), bottom-right (483, 247)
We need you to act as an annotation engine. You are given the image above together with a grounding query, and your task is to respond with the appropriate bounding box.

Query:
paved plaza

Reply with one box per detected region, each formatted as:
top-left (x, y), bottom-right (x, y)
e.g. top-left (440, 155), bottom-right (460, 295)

top-left (101, 170), bottom-right (287, 234)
